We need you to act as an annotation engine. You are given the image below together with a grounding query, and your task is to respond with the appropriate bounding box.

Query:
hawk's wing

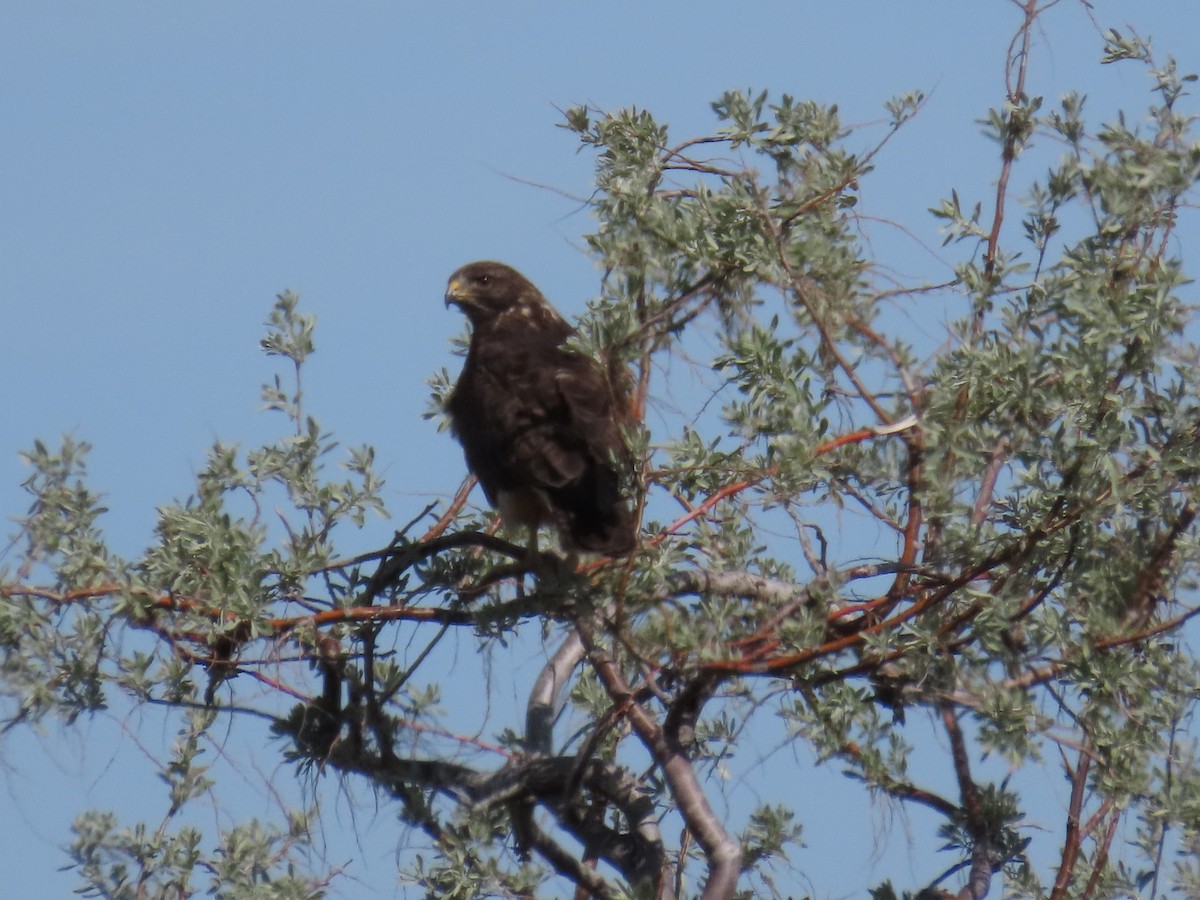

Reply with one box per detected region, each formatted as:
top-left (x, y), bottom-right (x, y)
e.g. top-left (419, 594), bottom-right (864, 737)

top-left (536, 352), bottom-right (634, 554)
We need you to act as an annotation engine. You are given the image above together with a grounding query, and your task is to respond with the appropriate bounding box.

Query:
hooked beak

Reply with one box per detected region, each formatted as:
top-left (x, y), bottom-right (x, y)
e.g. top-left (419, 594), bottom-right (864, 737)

top-left (444, 277), bottom-right (468, 308)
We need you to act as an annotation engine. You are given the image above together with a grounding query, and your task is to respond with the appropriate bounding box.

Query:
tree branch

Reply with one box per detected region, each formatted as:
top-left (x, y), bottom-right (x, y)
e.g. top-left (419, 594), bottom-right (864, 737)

top-left (579, 619), bottom-right (742, 900)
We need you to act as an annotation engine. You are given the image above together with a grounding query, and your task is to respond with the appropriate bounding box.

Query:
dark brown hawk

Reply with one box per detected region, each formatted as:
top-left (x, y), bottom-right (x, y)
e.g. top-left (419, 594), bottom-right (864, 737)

top-left (443, 261), bottom-right (636, 556)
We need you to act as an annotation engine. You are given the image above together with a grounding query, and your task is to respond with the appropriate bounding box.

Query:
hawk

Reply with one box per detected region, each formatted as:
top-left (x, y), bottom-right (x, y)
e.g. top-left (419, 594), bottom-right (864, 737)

top-left (443, 261), bottom-right (636, 556)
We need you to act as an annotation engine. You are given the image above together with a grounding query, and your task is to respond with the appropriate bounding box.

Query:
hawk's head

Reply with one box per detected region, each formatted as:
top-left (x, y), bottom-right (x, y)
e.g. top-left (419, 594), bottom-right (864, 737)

top-left (444, 261), bottom-right (562, 331)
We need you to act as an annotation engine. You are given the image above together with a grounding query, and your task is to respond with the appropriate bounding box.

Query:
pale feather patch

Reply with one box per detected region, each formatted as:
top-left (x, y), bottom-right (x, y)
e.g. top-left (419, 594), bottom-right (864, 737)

top-left (497, 487), bottom-right (551, 533)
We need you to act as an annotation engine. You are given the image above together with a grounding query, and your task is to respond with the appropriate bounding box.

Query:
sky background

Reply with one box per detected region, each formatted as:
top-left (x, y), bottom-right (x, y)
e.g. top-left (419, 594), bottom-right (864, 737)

top-left (3, 2), bottom-right (1200, 897)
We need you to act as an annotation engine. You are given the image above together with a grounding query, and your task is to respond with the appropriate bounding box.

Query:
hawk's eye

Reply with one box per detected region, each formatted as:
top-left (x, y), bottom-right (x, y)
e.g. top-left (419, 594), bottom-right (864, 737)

top-left (477, 274), bottom-right (491, 286)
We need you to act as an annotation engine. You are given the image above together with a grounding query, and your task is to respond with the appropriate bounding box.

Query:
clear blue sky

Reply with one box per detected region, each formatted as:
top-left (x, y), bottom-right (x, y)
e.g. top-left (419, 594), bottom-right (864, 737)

top-left (3, 3), bottom-right (1199, 897)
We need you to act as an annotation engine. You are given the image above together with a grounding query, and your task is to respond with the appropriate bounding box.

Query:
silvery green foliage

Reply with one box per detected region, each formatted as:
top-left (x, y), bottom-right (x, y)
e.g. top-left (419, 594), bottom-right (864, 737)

top-left (5, 20), bottom-right (1200, 900)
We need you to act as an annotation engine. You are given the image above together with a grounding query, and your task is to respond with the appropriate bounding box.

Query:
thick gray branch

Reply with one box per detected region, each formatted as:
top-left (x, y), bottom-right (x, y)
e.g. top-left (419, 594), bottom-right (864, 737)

top-left (526, 629), bottom-right (586, 754)
top-left (582, 629), bottom-right (743, 900)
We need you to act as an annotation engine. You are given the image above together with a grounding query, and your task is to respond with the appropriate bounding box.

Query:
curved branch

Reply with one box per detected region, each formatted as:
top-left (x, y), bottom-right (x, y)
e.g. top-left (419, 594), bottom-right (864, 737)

top-left (579, 620), bottom-right (742, 900)
top-left (320, 731), bottom-right (667, 896)
top-left (526, 630), bottom-right (586, 755)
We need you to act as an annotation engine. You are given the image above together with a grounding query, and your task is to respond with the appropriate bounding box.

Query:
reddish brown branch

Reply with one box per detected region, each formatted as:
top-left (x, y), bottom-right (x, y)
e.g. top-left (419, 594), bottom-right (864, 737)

top-left (1049, 744), bottom-right (1091, 899)
top-left (971, 436), bottom-right (1009, 527)
top-left (646, 418), bottom-right (917, 548)
top-left (1080, 810), bottom-right (1120, 897)
top-left (421, 475), bottom-right (477, 542)
top-left (1124, 502), bottom-right (1196, 625)
top-left (649, 473), bottom-right (769, 545)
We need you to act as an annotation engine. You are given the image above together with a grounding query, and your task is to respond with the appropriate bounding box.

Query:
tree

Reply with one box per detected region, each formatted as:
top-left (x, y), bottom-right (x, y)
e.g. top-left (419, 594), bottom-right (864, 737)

top-left (5, 7), bottom-right (1200, 899)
